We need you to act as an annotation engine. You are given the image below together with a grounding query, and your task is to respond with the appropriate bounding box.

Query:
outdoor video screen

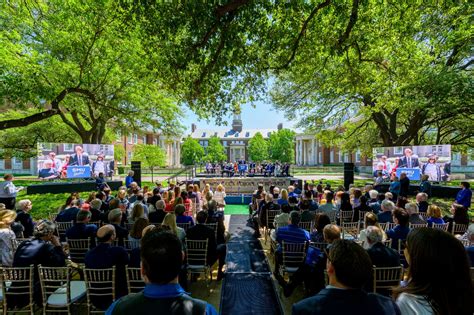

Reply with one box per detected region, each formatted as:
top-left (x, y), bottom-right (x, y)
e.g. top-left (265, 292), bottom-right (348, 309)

top-left (37, 143), bottom-right (114, 179)
top-left (372, 145), bottom-right (451, 181)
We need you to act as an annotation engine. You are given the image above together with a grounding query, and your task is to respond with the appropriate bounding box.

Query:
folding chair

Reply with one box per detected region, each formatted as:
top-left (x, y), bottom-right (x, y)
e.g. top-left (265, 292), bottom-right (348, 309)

top-left (339, 210), bottom-right (354, 223)
top-left (380, 223), bottom-right (396, 232)
top-left (452, 223), bottom-right (468, 236)
top-left (298, 221), bottom-right (312, 232)
top-left (418, 212), bottom-right (429, 220)
top-left (326, 210), bottom-right (337, 224)
top-left (177, 222), bottom-right (191, 232)
top-left (381, 239), bottom-right (392, 248)
top-left (123, 239), bottom-right (140, 253)
top-left (309, 242), bottom-right (328, 252)
top-left (265, 210), bottom-right (281, 243)
top-left (341, 222), bottom-right (360, 240)
top-left (84, 267), bottom-right (115, 314)
top-left (409, 223), bottom-right (428, 229)
top-left (359, 211), bottom-right (369, 222)
top-left (398, 239), bottom-right (408, 267)
top-left (279, 241), bottom-right (306, 277)
top-left (67, 239), bottom-right (91, 264)
top-left (126, 267), bottom-right (145, 294)
top-left (56, 222), bottom-right (74, 240)
top-left (11, 238), bottom-right (30, 255)
top-left (38, 265), bottom-right (86, 315)
top-left (0, 265), bottom-right (34, 314)
top-left (373, 265), bottom-right (403, 296)
top-left (185, 239), bottom-right (211, 285)
top-left (432, 223), bottom-right (449, 232)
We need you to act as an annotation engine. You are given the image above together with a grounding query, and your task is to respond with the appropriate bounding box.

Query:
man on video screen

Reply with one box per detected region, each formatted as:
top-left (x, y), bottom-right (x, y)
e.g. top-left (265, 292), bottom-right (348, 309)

top-left (399, 148), bottom-right (420, 168)
top-left (69, 145), bottom-right (90, 166)
top-left (38, 160), bottom-right (60, 179)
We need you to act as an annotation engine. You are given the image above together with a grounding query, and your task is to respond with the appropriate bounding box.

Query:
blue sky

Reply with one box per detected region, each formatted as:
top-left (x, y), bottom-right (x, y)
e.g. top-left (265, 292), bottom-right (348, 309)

top-left (181, 100), bottom-right (301, 133)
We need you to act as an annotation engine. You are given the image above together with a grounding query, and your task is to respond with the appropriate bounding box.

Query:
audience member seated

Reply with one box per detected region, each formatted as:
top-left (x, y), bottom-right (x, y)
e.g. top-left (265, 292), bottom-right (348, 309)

top-left (149, 200), bottom-right (166, 224)
top-left (277, 189), bottom-right (289, 206)
top-left (465, 224), bottom-right (474, 266)
top-left (353, 195), bottom-right (371, 222)
top-left (186, 211), bottom-right (226, 280)
top-left (0, 210), bottom-right (17, 266)
top-left (386, 208), bottom-right (410, 250)
top-left (85, 225), bottom-right (129, 309)
top-left (444, 203), bottom-right (470, 232)
top-left (55, 196), bottom-right (80, 222)
top-left (128, 218), bottom-right (149, 248)
top-left (292, 239), bottom-right (400, 315)
top-left (162, 213), bottom-right (186, 244)
top-left (426, 205), bottom-right (445, 227)
top-left (318, 191), bottom-right (335, 213)
top-left (394, 227), bottom-right (472, 315)
top-left (108, 209), bottom-right (129, 246)
top-left (106, 229), bottom-right (217, 315)
top-left (377, 200), bottom-right (394, 224)
top-left (128, 203), bottom-right (146, 224)
top-left (14, 199), bottom-right (34, 238)
top-left (299, 190), bottom-right (319, 212)
top-left (128, 225), bottom-right (156, 268)
top-left (212, 184), bottom-right (226, 207)
top-left (288, 185), bottom-right (298, 198)
top-left (274, 204), bottom-right (291, 229)
top-left (89, 199), bottom-right (103, 222)
top-left (66, 210), bottom-right (98, 246)
top-left (175, 204), bottom-right (194, 226)
top-left (147, 187), bottom-right (162, 209)
top-left (415, 192), bottom-right (429, 212)
top-left (359, 212), bottom-right (386, 250)
top-left (96, 191), bottom-right (110, 212)
top-left (258, 194), bottom-right (281, 231)
top-left (12, 220), bottom-right (66, 306)
top-left (274, 211), bottom-right (310, 276)
top-left (310, 213), bottom-right (331, 243)
top-left (368, 190), bottom-right (382, 214)
top-left (405, 202), bottom-right (425, 225)
top-left (389, 177), bottom-right (400, 200)
top-left (205, 200), bottom-right (227, 245)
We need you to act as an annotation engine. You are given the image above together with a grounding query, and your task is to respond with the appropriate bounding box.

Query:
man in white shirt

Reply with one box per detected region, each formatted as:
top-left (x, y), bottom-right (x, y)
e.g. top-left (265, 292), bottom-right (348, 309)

top-left (46, 152), bottom-right (62, 173)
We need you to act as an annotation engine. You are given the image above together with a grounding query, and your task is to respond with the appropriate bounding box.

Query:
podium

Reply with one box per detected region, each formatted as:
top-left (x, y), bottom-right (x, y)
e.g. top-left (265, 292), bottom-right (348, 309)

top-left (396, 168), bottom-right (421, 180)
top-left (66, 165), bottom-right (91, 178)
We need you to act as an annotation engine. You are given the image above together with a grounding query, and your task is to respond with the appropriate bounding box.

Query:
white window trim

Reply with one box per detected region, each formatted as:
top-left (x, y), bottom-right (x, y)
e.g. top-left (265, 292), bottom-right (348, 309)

top-left (394, 147), bottom-right (403, 155)
top-left (63, 143), bottom-right (74, 152)
top-left (128, 133), bottom-right (133, 144)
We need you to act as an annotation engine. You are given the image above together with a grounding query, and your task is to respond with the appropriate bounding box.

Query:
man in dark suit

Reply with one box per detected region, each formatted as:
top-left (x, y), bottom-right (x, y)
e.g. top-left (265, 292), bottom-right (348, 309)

top-left (69, 145), bottom-right (90, 166)
top-left (107, 209), bottom-right (128, 247)
top-left (186, 211), bottom-right (226, 280)
top-left (398, 148), bottom-right (419, 168)
top-left (292, 239), bottom-right (400, 315)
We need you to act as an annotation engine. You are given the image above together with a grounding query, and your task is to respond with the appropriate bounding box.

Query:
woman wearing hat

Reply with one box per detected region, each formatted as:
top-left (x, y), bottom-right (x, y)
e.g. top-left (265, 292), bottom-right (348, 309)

top-left (0, 209), bottom-right (17, 266)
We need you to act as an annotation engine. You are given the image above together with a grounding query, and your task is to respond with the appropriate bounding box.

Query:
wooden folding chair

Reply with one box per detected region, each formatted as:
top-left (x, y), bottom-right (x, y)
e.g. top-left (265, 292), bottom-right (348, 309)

top-left (126, 267), bottom-right (145, 294)
top-left (0, 265), bottom-right (34, 314)
top-left (432, 223), bottom-right (449, 232)
top-left (185, 239), bottom-right (211, 286)
top-left (341, 222), bottom-right (360, 240)
top-left (265, 209), bottom-right (281, 243)
top-left (298, 221), bottom-right (312, 232)
top-left (326, 210), bottom-right (337, 224)
top-left (409, 223), bottom-right (428, 229)
top-left (177, 222), bottom-right (191, 232)
top-left (452, 223), bottom-right (468, 236)
top-left (373, 265), bottom-right (403, 295)
top-left (279, 241), bottom-right (306, 277)
top-left (84, 267), bottom-right (116, 314)
top-left (339, 210), bottom-right (354, 223)
top-left (56, 222), bottom-right (74, 240)
top-left (67, 239), bottom-right (91, 264)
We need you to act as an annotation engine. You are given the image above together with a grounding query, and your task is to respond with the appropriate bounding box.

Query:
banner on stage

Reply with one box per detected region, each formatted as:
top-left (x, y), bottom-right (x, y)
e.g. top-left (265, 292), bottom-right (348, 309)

top-left (238, 164), bottom-right (248, 172)
top-left (67, 166), bottom-right (91, 178)
top-left (372, 144), bottom-right (451, 181)
top-left (37, 143), bottom-right (114, 179)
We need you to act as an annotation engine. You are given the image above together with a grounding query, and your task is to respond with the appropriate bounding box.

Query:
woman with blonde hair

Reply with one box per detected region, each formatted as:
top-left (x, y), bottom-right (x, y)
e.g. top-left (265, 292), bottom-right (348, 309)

top-left (128, 203), bottom-right (145, 224)
top-left (128, 217), bottom-right (149, 248)
top-left (193, 184), bottom-right (202, 211)
top-left (426, 205), bottom-right (445, 227)
top-left (117, 189), bottom-right (129, 211)
top-left (202, 191), bottom-right (213, 210)
top-left (359, 212), bottom-right (386, 249)
top-left (278, 189), bottom-right (289, 206)
top-left (213, 184), bottom-right (226, 207)
top-left (202, 183), bottom-right (212, 197)
top-left (0, 210), bottom-right (17, 266)
top-left (162, 213), bottom-right (185, 243)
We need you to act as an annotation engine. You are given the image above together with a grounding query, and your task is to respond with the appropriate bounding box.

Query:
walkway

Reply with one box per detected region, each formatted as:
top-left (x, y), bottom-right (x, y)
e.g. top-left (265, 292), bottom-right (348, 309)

top-left (220, 215), bottom-right (282, 314)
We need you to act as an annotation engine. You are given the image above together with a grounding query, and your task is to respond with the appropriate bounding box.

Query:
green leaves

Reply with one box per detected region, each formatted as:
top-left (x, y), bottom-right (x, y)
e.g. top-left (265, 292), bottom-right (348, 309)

top-left (181, 137), bottom-right (205, 165)
top-left (248, 132), bottom-right (268, 162)
top-left (205, 136), bottom-right (227, 163)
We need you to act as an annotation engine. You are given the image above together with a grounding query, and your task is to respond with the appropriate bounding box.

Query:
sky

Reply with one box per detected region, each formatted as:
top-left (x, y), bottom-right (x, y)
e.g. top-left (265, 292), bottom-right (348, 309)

top-left (181, 100), bottom-right (301, 134)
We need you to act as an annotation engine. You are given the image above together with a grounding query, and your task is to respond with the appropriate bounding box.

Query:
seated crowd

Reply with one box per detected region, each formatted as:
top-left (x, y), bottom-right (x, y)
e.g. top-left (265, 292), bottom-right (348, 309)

top-left (250, 181), bottom-right (473, 314)
top-left (0, 179), bottom-right (230, 314)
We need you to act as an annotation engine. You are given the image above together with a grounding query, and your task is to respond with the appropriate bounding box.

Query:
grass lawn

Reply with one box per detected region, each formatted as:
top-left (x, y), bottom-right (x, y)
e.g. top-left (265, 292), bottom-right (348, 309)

top-left (224, 204), bottom-right (249, 215)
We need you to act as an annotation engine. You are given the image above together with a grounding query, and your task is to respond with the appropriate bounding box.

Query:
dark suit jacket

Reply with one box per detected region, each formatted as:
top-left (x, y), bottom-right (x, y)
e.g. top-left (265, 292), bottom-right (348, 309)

top-left (70, 154), bottom-right (90, 166)
top-left (399, 156), bottom-right (419, 168)
top-left (292, 288), bottom-right (401, 315)
top-left (399, 177), bottom-right (410, 197)
top-left (186, 224), bottom-right (217, 265)
top-left (148, 210), bottom-right (166, 224)
top-left (111, 223), bottom-right (129, 247)
top-left (367, 242), bottom-right (400, 267)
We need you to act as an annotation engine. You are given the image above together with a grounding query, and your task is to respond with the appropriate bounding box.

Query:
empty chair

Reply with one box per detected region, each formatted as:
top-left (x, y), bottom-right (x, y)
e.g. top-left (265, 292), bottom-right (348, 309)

top-left (309, 242), bottom-right (328, 252)
top-left (38, 265), bottom-right (86, 314)
top-left (432, 223), bottom-right (449, 232)
top-left (279, 241), bottom-right (307, 277)
top-left (339, 210), bottom-right (354, 223)
top-left (418, 212), bottom-right (429, 220)
top-left (84, 267), bottom-right (116, 313)
top-left (264, 209), bottom-right (281, 243)
top-left (452, 223), bottom-right (468, 236)
top-left (126, 267), bottom-right (145, 294)
top-left (185, 239), bottom-right (211, 284)
top-left (298, 221), bottom-right (312, 232)
top-left (0, 265), bottom-right (34, 314)
top-left (67, 239), bottom-right (90, 264)
top-left (341, 222), bottom-right (360, 240)
top-left (373, 265), bottom-right (403, 295)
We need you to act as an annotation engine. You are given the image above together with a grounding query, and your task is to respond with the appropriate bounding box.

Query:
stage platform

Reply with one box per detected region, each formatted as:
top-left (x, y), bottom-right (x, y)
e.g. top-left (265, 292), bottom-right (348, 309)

top-left (190, 176), bottom-right (302, 195)
top-left (27, 180), bottom-right (123, 195)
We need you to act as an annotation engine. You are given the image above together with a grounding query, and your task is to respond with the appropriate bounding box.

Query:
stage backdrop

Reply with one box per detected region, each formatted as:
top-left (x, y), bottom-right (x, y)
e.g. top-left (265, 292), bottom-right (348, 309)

top-left (37, 143), bottom-right (114, 179)
top-left (372, 145), bottom-right (451, 181)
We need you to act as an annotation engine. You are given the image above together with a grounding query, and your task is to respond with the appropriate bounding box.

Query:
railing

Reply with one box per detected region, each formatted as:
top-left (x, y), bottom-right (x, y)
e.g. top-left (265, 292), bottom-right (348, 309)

top-left (166, 165), bottom-right (196, 184)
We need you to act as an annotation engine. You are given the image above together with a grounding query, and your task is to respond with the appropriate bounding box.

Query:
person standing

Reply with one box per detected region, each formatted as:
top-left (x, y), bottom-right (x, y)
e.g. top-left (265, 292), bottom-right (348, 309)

top-left (15, 199), bottom-right (35, 238)
top-left (398, 173), bottom-right (410, 198)
top-left (455, 182), bottom-right (472, 210)
top-left (69, 145), bottom-right (90, 166)
top-left (46, 151), bottom-right (63, 174)
top-left (399, 148), bottom-right (419, 168)
top-left (0, 174), bottom-right (23, 210)
top-left (0, 210), bottom-right (17, 266)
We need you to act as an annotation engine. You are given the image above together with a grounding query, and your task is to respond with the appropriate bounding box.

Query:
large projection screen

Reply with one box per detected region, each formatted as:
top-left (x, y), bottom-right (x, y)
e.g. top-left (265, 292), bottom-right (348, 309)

top-left (372, 145), bottom-right (451, 181)
top-left (37, 143), bottom-right (114, 179)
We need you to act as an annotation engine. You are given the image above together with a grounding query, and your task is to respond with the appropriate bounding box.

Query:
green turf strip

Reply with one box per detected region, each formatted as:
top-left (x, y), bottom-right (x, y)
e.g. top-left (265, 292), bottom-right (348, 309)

top-left (224, 204), bottom-right (249, 215)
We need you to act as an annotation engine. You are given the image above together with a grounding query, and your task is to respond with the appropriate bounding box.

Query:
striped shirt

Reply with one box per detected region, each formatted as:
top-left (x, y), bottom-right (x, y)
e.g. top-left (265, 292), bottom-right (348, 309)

top-left (276, 224), bottom-right (310, 245)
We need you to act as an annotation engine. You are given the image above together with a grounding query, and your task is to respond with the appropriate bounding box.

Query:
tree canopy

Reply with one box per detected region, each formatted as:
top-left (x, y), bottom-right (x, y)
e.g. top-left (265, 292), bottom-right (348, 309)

top-left (268, 129), bottom-right (296, 163)
top-left (247, 132), bottom-right (268, 162)
top-left (132, 144), bottom-right (166, 182)
top-left (181, 137), bottom-right (205, 165)
top-left (205, 136), bottom-right (227, 163)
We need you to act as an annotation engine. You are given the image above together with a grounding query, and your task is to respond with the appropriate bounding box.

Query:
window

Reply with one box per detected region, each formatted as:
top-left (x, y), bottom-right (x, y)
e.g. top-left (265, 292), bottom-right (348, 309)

top-left (223, 141), bottom-right (227, 147)
top-left (330, 150), bottom-right (334, 163)
top-left (234, 133), bottom-right (239, 137)
top-left (452, 152), bottom-right (461, 166)
top-left (128, 133), bottom-right (133, 144)
top-left (142, 136), bottom-right (147, 144)
top-left (344, 153), bottom-right (349, 163)
top-left (318, 152), bottom-right (322, 164)
top-left (214, 132), bottom-right (218, 137)
top-left (467, 149), bottom-right (474, 166)
top-left (40, 143), bottom-right (53, 151)
top-left (267, 132), bottom-right (271, 137)
top-left (0, 159), bottom-right (4, 169)
top-left (245, 132), bottom-right (250, 137)
top-left (338, 151), bottom-right (342, 163)
top-left (63, 143), bottom-right (74, 152)
top-left (12, 157), bottom-right (23, 169)
top-left (202, 132), bottom-right (206, 137)
top-left (153, 138), bottom-right (157, 145)
top-left (127, 151), bottom-right (132, 161)
top-left (355, 150), bottom-right (361, 163)
top-left (116, 130), bottom-right (122, 142)
top-left (394, 147), bottom-right (403, 155)
top-left (133, 134), bottom-right (138, 144)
